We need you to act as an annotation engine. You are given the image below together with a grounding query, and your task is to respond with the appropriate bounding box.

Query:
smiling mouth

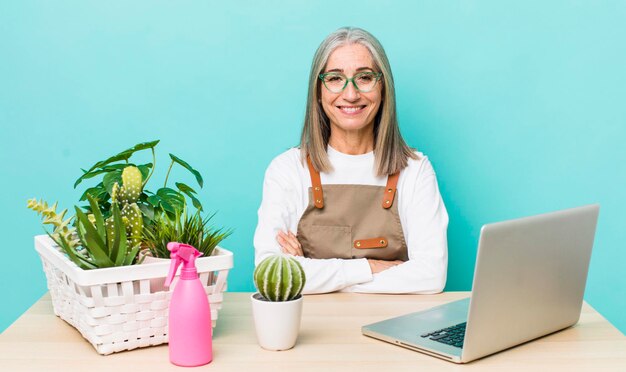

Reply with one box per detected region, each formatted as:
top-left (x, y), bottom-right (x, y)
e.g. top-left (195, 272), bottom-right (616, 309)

top-left (337, 105), bottom-right (366, 114)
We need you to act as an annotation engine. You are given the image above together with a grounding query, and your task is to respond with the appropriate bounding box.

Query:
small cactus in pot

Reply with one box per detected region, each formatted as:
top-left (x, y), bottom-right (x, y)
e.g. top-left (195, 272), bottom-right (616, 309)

top-left (253, 255), bottom-right (306, 302)
top-left (251, 254), bottom-right (307, 351)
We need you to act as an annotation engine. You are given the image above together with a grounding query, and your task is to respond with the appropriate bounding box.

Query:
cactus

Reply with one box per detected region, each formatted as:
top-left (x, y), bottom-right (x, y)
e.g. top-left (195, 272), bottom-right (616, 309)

top-left (122, 203), bottom-right (143, 248)
top-left (111, 182), bottom-right (121, 204)
top-left (111, 166), bottom-right (143, 205)
top-left (104, 214), bottom-right (116, 249)
top-left (253, 255), bottom-right (306, 302)
top-left (104, 203), bottom-right (143, 251)
top-left (27, 198), bottom-right (81, 252)
top-left (108, 165), bottom-right (144, 249)
top-left (121, 166), bottom-right (142, 204)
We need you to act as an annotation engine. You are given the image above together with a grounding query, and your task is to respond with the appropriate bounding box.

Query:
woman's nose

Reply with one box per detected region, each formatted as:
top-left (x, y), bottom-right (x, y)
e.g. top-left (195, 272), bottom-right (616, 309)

top-left (342, 81), bottom-right (360, 101)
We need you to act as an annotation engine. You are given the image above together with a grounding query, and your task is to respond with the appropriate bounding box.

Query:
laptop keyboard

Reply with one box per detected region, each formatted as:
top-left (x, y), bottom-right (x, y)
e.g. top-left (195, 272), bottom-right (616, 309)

top-left (420, 322), bottom-right (466, 348)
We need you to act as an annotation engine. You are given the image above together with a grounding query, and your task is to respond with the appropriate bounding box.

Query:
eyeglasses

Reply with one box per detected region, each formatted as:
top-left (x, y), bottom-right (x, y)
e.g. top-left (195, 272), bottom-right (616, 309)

top-left (319, 71), bottom-right (383, 93)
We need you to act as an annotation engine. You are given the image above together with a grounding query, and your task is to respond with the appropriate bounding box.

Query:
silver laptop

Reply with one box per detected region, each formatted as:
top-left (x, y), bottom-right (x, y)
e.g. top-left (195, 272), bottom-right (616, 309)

top-left (362, 204), bottom-right (600, 363)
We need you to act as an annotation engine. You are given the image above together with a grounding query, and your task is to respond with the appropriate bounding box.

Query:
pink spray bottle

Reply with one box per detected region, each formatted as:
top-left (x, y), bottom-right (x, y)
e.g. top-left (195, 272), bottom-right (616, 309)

top-left (164, 242), bottom-right (213, 367)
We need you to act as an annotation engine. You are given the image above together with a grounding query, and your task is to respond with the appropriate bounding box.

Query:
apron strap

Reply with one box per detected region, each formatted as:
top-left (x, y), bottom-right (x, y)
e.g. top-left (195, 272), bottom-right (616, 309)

top-left (382, 172), bottom-right (400, 209)
top-left (306, 156), bottom-right (324, 209)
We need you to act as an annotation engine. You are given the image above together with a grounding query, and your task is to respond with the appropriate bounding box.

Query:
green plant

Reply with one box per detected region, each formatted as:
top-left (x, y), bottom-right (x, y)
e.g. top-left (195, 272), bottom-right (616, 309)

top-left (143, 209), bottom-right (232, 258)
top-left (253, 255), bottom-right (306, 302)
top-left (28, 196), bottom-right (141, 269)
top-left (73, 195), bottom-right (142, 269)
top-left (74, 140), bottom-right (205, 223)
top-left (107, 166), bottom-right (144, 249)
top-left (27, 198), bottom-right (81, 254)
top-left (28, 140), bottom-right (231, 270)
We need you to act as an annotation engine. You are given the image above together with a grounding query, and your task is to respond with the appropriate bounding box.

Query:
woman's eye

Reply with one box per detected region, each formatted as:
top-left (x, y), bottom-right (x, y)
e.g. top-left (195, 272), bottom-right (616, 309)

top-left (327, 76), bottom-right (343, 82)
top-left (358, 74), bottom-right (374, 82)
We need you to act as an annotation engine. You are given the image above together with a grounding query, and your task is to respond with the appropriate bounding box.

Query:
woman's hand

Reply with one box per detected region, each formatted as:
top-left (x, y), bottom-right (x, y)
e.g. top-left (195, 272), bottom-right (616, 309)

top-left (277, 230), bottom-right (303, 257)
top-left (367, 259), bottom-right (404, 274)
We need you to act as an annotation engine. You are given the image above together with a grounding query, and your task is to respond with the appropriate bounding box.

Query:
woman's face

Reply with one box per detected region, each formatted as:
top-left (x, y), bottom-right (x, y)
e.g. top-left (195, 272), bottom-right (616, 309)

top-left (320, 43), bottom-right (382, 134)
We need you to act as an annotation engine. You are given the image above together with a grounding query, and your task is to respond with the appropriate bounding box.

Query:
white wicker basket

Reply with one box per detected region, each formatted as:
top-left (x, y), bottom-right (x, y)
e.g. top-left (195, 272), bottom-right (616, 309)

top-left (34, 235), bottom-right (233, 355)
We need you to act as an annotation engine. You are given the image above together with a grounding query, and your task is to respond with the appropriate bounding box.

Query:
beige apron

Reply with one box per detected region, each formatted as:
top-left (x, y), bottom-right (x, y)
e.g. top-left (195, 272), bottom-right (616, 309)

top-left (297, 157), bottom-right (409, 261)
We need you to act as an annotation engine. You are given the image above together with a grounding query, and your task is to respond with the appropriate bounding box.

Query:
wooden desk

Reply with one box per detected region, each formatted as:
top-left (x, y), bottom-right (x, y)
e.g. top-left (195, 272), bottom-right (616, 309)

top-left (1, 292), bottom-right (625, 371)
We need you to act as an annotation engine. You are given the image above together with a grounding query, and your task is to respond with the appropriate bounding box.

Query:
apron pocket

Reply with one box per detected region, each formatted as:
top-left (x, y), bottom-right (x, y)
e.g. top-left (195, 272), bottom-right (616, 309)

top-left (300, 225), bottom-right (352, 259)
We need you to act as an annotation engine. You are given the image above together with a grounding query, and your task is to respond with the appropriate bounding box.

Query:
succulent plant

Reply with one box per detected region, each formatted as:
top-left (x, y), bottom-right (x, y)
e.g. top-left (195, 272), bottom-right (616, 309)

top-left (104, 203), bottom-right (143, 251)
top-left (253, 255), bottom-right (306, 302)
top-left (110, 165), bottom-right (143, 206)
top-left (27, 198), bottom-right (81, 253)
top-left (120, 166), bottom-right (142, 203)
top-left (103, 165), bottom-right (145, 250)
top-left (122, 203), bottom-right (143, 248)
top-left (74, 195), bottom-right (141, 269)
top-left (27, 196), bottom-right (139, 269)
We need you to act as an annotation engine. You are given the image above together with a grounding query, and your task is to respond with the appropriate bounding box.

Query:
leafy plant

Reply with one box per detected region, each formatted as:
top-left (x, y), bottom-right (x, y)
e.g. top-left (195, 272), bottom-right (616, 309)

top-left (74, 140), bottom-right (205, 222)
top-left (28, 139), bottom-right (232, 270)
top-left (143, 209), bottom-right (232, 259)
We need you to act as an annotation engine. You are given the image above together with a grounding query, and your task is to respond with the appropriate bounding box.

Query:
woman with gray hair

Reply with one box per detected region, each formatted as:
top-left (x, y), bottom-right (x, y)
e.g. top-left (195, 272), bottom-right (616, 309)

top-left (254, 27), bottom-right (448, 294)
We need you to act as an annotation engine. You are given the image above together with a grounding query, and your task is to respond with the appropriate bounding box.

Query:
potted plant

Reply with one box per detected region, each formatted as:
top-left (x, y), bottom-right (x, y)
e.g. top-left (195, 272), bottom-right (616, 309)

top-left (143, 209), bottom-right (232, 261)
top-left (251, 254), bottom-right (306, 351)
top-left (140, 209), bottom-right (232, 291)
top-left (26, 140), bottom-right (234, 355)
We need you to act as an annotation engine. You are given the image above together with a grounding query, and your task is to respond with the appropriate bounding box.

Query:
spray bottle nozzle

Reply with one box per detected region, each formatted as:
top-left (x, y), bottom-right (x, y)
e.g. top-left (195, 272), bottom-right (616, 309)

top-left (164, 242), bottom-right (203, 288)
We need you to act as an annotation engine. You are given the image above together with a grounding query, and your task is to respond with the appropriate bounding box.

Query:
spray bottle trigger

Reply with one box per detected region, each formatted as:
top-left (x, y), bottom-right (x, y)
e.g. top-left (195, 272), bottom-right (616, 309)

top-left (164, 242), bottom-right (183, 288)
top-left (164, 256), bottom-right (181, 288)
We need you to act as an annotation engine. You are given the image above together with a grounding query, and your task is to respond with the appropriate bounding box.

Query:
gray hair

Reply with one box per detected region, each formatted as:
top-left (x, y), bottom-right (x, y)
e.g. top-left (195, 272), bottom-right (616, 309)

top-left (299, 27), bottom-right (417, 176)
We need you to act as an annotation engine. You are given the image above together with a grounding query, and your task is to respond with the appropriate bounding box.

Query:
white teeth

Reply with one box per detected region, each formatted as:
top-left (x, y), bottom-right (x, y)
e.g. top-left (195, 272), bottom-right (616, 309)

top-left (339, 106), bottom-right (364, 113)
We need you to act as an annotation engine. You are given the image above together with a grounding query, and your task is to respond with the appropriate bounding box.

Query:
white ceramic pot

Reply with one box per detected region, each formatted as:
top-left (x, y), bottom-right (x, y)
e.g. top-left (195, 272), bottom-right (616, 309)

top-left (251, 293), bottom-right (303, 351)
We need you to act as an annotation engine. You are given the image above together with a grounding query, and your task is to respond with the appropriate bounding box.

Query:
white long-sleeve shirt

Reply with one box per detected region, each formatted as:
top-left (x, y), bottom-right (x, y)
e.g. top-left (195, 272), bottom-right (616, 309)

top-left (253, 146), bottom-right (449, 294)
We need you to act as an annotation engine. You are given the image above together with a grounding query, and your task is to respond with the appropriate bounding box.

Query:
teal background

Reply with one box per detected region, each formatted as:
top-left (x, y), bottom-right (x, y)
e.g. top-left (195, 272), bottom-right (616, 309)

top-left (1, 1), bottom-right (625, 334)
